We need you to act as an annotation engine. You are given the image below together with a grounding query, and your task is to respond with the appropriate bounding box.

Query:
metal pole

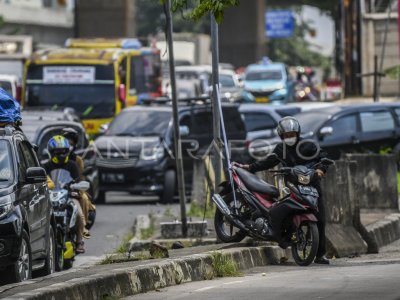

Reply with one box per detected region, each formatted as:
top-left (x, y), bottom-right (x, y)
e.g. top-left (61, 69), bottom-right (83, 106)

top-left (164, 0), bottom-right (187, 237)
top-left (211, 14), bottom-right (222, 190)
top-left (376, 0), bottom-right (394, 102)
top-left (373, 55), bottom-right (378, 102)
top-left (74, 0), bottom-right (79, 38)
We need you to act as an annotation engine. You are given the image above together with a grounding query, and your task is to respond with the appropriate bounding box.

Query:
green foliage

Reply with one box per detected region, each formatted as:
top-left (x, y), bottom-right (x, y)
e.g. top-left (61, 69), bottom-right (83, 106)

top-left (385, 65), bottom-right (400, 80)
top-left (211, 251), bottom-right (241, 277)
top-left (188, 200), bottom-right (215, 219)
top-left (114, 232), bottom-right (134, 254)
top-left (140, 213), bottom-right (156, 240)
top-left (159, 0), bottom-right (239, 24)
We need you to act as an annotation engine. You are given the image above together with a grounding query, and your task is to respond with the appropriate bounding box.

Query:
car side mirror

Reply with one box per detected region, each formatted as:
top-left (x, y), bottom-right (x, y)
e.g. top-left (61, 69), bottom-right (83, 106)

top-left (319, 126), bottom-right (333, 138)
top-left (179, 126), bottom-right (190, 137)
top-left (26, 167), bottom-right (47, 184)
top-left (70, 181), bottom-right (90, 192)
top-left (99, 123), bottom-right (109, 136)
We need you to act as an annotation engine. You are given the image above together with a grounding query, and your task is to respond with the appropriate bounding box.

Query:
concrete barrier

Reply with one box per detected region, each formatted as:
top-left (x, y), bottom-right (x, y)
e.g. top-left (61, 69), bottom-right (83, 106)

top-left (346, 154), bottom-right (398, 210)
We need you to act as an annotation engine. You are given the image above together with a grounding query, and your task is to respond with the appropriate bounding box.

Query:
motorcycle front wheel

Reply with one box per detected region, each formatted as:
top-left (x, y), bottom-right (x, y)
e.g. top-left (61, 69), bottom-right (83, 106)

top-left (214, 192), bottom-right (246, 243)
top-left (291, 221), bottom-right (319, 266)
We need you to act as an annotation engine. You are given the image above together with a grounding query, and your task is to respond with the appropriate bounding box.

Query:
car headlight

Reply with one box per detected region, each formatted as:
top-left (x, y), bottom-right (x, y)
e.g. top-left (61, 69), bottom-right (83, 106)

top-left (0, 195), bottom-right (13, 219)
top-left (140, 145), bottom-right (165, 161)
top-left (298, 174), bottom-right (311, 185)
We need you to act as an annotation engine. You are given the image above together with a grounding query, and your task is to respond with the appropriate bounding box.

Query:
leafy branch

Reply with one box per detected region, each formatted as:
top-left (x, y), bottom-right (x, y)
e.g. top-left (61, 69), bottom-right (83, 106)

top-left (159, 0), bottom-right (240, 23)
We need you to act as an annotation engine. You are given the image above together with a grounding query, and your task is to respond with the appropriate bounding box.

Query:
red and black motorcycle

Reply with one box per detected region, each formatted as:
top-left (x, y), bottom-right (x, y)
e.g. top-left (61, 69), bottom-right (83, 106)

top-left (212, 155), bottom-right (334, 266)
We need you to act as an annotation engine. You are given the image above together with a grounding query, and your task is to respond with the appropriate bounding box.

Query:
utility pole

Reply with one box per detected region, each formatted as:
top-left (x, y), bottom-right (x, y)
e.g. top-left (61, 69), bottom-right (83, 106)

top-left (211, 14), bottom-right (222, 191)
top-left (164, 0), bottom-right (187, 237)
top-left (357, 55), bottom-right (385, 102)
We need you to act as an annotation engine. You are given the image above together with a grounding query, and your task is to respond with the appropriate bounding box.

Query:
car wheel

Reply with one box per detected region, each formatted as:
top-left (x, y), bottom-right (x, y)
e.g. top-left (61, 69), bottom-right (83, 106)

top-left (35, 226), bottom-right (56, 277)
top-left (55, 229), bottom-right (64, 272)
top-left (95, 190), bottom-right (106, 204)
top-left (159, 170), bottom-right (176, 204)
top-left (7, 230), bottom-right (32, 283)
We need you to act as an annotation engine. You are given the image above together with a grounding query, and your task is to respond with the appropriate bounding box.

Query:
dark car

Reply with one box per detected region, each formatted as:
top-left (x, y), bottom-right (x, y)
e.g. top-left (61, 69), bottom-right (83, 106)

top-left (0, 126), bottom-right (56, 283)
top-left (94, 102), bottom-right (247, 204)
top-left (295, 103), bottom-right (400, 159)
top-left (20, 112), bottom-right (99, 201)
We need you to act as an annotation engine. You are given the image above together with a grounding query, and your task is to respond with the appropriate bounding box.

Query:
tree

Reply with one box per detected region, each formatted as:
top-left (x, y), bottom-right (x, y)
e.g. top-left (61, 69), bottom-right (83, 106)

top-left (160, 0), bottom-right (239, 23)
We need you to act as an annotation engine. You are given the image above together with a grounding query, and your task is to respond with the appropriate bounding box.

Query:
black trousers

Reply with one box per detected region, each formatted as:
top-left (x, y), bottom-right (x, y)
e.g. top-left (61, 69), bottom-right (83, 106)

top-left (315, 184), bottom-right (326, 257)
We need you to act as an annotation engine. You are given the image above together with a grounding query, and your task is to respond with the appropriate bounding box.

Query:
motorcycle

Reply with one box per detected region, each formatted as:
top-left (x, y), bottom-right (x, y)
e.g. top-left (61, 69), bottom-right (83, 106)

top-left (212, 154), bottom-right (334, 266)
top-left (49, 169), bottom-right (90, 270)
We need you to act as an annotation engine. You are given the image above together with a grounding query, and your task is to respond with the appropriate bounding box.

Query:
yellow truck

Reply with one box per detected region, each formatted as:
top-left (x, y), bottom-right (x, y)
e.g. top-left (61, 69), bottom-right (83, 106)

top-left (22, 38), bottom-right (162, 136)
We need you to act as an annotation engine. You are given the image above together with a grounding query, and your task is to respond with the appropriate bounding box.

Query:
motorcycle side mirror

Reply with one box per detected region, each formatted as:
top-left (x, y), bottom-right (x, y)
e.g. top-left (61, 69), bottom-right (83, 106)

top-left (70, 181), bottom-right (90, 192)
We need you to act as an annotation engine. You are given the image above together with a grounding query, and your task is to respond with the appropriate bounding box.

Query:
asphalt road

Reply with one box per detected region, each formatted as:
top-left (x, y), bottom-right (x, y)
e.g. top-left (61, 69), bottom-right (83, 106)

top-left (74, 192), bottom-right (179, 267)
top-left (127, 261), bottom-right (400, 300)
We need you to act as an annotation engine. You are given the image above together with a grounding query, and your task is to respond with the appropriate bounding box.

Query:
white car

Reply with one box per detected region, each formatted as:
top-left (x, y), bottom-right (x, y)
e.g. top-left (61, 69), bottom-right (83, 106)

top-left (0, 74), bottom-right (21, 101)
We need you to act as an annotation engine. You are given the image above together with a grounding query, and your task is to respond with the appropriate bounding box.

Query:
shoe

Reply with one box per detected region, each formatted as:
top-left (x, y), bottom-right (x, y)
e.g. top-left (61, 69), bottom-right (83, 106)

top-left (83, 230), bottom-right (91, 239)
top-left (76, 242), bottom-right (85, 254)
top-left (314, 255), bottom-right (330, 265)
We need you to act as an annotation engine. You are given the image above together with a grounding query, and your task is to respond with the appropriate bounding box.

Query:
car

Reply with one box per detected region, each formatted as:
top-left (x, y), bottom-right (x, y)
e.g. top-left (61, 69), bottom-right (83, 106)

top-left (0, 125), bottom-right (56, 283)
top-left (0, 75), bottom-right (21, 102)
top-left (94, 100), bottom-right (247, 204)
top-left (295, 103), bottom-right (400, 159)
top-left (243, 63), bottom-right (295, 104)
top-left (174, 65), bottom-right (243, 102)
top-left (20, 112), bottom-right (99, 201)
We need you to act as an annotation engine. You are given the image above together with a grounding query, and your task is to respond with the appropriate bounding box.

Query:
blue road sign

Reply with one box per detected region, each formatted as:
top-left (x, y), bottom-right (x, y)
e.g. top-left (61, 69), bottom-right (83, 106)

top-left (266, 10), bottom-right (294, 39)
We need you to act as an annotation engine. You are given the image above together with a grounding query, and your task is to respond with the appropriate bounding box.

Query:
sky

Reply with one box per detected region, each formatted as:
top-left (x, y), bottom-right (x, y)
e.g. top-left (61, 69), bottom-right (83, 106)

top-left (301, 5), bottom-right (335, 57)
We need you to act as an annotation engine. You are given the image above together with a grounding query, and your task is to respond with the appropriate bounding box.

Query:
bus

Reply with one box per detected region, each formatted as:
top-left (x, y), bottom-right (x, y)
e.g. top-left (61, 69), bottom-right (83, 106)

top-left (22, 39), bottom-right (162, 135)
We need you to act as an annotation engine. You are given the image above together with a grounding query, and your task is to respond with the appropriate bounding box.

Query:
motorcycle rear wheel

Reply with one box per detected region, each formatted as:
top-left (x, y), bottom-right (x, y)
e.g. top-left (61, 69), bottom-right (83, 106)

top-left (214, 192), bottom-right (246, 243)
top-left (291, 221), bottom-right (319, 266)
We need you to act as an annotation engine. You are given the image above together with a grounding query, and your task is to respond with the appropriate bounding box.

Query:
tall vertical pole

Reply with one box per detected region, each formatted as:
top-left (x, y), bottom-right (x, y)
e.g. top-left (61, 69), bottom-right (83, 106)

top-left (74, 0), bottom-right (79, 38)
top-left (211, 14), bottom-right (222, 190)
top-left (164, 0), bottom-right (187, 237)
top-left (373, 55), bottom-right (378, 102)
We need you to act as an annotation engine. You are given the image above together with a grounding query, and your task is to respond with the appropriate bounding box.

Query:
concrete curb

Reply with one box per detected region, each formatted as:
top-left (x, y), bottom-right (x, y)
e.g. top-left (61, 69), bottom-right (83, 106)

top-left (4, 246), bottom-right (291, 300)
top-left (365, 213), bottom-right (400, 252)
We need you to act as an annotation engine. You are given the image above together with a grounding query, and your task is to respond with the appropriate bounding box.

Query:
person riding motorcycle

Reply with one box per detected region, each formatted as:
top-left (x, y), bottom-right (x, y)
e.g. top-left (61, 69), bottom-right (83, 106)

top-left (62, 128), bottom-right (95, 231)
top-left (43, 135), bottom-right (87, 254)
top-left (239, 116), bottom-right (330, 264)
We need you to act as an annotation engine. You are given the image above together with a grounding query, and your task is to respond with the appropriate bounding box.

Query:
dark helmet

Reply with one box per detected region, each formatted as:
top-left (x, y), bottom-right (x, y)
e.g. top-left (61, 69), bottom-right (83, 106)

top-left (276, 117), bottom-right (301, 138)
top-left (62, 128), bottom-right (79, 146)
top-left (47, 135), bottom-right (70, 165)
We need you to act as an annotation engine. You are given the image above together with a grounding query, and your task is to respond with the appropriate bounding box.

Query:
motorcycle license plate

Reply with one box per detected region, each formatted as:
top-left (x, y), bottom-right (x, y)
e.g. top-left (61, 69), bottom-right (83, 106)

top-left (298, 185), bottom-right (319, 197)
top-left (102, 173), bottom-right (125, 183)
top-left (54, 211), bottom-right (66, 217)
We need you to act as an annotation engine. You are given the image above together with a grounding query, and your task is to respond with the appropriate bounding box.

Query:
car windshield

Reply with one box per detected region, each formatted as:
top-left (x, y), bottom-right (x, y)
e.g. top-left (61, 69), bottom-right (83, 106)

top-left (107, 110), bottom-right (171, 137)
top-left (245, 70), bottom-right (283, 81)
top-left (295, 111), bottom-right (330, 135)
top-left (25, 85), bottom-right (115, 119)
top-left (0, 81), bottom-right (13, 96)
top-left (0, 141), bottom-right (14, 186)
top-left (220, 74), bottom-right (236, 87)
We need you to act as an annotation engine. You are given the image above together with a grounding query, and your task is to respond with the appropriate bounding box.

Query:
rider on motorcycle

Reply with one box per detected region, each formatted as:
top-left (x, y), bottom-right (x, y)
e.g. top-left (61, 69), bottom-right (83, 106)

top-left (62, 128), bottom-right (95, 231)
top-left (43, 135), bottom-right (87, 254)
top-left (239, 116), bottom-right (330, 265)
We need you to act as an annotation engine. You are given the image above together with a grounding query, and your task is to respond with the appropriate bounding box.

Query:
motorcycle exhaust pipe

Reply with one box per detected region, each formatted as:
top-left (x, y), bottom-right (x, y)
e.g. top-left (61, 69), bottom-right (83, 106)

top-left (212, 193), bottom-right (231, 217)
top-left (212, 193), bottom-right (249, 233)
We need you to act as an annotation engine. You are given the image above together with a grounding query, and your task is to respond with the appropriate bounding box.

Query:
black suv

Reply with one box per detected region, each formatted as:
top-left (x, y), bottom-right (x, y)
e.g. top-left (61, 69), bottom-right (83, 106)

top-left (0, 126), bottom-right (55, 283)
top-left (296, 103), bottom-right (400, 159)
top-left (94, 102), bottom-right (246, 203)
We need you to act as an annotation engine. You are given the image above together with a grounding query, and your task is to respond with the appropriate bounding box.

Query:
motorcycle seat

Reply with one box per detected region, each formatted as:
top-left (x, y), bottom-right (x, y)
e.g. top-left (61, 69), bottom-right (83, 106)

top-left (235, 168), bottom-right (279, 197)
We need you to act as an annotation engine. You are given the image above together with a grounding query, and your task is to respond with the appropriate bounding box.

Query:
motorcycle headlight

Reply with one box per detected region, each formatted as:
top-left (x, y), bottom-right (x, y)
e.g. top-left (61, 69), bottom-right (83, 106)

top-left (0, 195), bottom-right (13, 219)
top-left (298, 174), bottom-right (311, 185)
top-left (140, 145), bottom-right (165, 161)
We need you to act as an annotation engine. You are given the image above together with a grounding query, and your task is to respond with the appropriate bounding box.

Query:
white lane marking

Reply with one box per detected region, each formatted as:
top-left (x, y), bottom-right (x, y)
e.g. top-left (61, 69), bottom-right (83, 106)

top-left (195, 286), bottom-right (216, 292)
top-left (223, 280), bottom-right (245, 286)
